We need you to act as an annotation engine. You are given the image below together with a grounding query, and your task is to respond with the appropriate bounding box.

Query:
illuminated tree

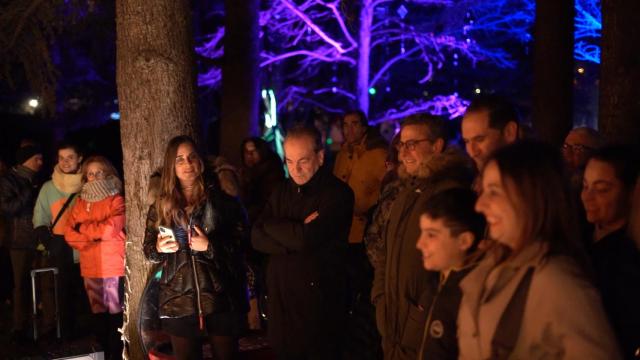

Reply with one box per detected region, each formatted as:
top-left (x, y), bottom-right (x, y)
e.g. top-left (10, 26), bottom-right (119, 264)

top-left (198, 0), bottom-right (533, 125)
top-left (574, 0), bottom-right (601, 64)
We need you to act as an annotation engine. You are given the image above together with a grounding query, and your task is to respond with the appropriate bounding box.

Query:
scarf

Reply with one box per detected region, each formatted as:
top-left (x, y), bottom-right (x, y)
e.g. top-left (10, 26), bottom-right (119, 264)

top-left (52, 165), bottom-right (83, 194)
top-left (81, 176), bottom-right (122, 202)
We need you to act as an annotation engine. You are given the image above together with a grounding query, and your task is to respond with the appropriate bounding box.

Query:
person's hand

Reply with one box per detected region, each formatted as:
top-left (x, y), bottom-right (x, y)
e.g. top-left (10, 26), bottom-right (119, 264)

top-left (189, 226), bottom-right (209, 252)
top-left (304, 211), bottom-right (319, 224)
top-left (156, 233), bottom-right (179, 253)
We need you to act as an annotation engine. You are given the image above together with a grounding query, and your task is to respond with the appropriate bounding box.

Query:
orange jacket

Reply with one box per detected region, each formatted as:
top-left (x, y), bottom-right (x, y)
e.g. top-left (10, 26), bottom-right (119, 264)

top-left (64, 194), bottom-right (125, 278)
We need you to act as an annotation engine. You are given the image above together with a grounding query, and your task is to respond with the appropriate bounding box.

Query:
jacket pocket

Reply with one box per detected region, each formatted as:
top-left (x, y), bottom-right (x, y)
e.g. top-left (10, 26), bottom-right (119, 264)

top-left (400, 300), bottom-right (427, 353)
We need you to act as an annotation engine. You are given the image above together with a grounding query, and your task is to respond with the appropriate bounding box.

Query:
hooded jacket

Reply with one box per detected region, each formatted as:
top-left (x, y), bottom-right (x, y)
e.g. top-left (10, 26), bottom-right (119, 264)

top-left (371, 147), bottom-right (474, 360)
top-left (143, 184), bottom-right (249, 319)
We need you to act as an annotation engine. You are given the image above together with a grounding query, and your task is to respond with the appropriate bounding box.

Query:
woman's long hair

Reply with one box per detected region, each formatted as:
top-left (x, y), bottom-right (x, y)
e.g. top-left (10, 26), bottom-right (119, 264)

top-left (156, 135), bottom-right (206, 228)
top-left (487, 140), bottom-right (586, 268)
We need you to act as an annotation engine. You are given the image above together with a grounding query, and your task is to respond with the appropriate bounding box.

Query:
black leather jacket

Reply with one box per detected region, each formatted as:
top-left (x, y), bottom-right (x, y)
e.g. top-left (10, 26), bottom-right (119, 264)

top-left (143, 185), bottom-right (249, 318)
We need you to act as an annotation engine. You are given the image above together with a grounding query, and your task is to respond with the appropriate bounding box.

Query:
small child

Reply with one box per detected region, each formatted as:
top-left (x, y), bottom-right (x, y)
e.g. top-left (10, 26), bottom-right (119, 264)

top-left (415, 187), bottom-right (486, 360)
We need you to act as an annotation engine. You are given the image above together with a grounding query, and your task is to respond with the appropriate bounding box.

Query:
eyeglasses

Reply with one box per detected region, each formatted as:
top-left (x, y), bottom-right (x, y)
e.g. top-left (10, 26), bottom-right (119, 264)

top-left (87, 170), bottom-right (104, 178)
top-left (395, 138), bottom-right (431, 151)
top-left (562, 143), bottom-right (594, 154)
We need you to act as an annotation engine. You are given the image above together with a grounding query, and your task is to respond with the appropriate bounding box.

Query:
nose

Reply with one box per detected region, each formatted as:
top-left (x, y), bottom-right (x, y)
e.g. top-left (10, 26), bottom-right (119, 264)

top-left (468, 142), bottom-right (480, 157)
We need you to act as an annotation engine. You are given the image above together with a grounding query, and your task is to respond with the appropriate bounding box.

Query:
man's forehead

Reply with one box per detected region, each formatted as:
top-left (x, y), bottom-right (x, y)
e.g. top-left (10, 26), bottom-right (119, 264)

top-left (462, 110), bottom-right (491, 129)
top-left (401, 124), bottom-right (430, 140)
top-left (565, 130), bottom-right (596, 146)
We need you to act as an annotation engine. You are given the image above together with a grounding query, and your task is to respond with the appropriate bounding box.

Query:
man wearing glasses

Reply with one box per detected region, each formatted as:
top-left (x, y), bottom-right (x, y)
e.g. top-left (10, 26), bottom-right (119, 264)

top-left (371, 114), bottom-right (474, 359)
top-left (461, 95), bottom-right (519, 171)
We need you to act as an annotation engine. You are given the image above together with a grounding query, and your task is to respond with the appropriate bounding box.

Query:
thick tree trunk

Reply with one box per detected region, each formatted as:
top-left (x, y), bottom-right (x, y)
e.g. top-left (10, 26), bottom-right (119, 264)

top-left (598, 0), bottom-right (640, 144)
top-left (220, 0), bottom-right (260, 166)
top-left (532, 0), bottom-right (574, 145)
top-left (115, 1), bottom-right (198, 358)
top-left (356, 1), bottom-right (372, 116)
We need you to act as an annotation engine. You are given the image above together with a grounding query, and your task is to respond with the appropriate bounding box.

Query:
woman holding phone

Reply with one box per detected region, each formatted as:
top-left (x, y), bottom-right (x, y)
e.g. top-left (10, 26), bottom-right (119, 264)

top-left (143, 135), bottom-right (249, 360)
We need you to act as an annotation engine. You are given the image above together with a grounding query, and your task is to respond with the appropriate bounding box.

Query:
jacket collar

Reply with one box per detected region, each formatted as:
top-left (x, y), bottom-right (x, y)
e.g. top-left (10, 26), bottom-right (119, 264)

top-left (13, 165), bottom-right (36, 182)
top-left (289, 165), bottom-right (328, 194)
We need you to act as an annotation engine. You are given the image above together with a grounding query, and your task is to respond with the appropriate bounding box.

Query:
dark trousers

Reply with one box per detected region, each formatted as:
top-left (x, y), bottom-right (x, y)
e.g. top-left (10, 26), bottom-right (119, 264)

top-left (9, 248), bottom-right (35, 331)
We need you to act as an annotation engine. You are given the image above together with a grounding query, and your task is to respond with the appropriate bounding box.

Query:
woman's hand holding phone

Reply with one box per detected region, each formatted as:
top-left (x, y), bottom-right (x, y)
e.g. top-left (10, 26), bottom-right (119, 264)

top-left (157, 226), bottom-right (179, 253)
top-left (189, 225), bottom-right (209, 252)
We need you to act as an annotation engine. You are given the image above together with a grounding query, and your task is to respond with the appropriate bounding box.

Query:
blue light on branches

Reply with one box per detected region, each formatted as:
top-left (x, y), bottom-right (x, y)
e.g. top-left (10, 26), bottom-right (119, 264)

top-left (574, 0), bottom-right (601, 64)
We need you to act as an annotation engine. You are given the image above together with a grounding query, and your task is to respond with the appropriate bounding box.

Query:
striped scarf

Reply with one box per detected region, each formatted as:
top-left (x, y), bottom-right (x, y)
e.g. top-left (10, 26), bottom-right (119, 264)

top-left (81, 176), bottom-right (122, 202)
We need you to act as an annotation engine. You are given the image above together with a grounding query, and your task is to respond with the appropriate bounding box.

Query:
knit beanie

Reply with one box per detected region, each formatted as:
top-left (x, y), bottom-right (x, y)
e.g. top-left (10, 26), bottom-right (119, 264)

top-left (15, 145), bottom-right (43, 165)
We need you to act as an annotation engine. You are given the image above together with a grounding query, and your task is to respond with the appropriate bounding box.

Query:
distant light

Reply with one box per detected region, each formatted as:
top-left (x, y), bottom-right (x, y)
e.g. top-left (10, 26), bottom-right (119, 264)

top-left (475, 88), bottom-right (482, 94)
top-left (28, 99), bottom-right (39, 108)
top-left (326, 137), bottom-right (333, 145)
top-left (110, 112), bottom-right (120, 120)
top-left (369, 87), bottom-right (377, 95)
top-left (577, 67), bottom-right (585, 74)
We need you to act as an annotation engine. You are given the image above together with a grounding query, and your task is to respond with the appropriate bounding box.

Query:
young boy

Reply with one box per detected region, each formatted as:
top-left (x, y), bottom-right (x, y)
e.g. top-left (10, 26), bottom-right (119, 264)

top-left (415, 187), bottom-right (486, 360)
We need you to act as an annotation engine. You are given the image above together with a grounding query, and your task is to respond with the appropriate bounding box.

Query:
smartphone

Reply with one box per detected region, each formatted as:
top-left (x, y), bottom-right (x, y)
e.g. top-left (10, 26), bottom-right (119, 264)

top-left (158, 226), bottom-right (176, 243)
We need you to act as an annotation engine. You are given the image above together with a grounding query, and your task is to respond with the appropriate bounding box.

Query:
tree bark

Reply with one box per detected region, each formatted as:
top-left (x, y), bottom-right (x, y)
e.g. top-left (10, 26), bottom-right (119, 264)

top-left (532, 0), bottom-right (574, 145)
top-left (220, 0), bottom-right (260, 166)
top-left (598, 0), bottom-right (640, 144)
top-left (115, 1), bottom-right (198, 358)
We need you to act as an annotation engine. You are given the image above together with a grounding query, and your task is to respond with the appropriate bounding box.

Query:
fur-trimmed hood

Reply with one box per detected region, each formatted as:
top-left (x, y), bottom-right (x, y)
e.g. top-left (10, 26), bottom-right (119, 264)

top-left (397, 146), bottom-right (476, 183)
top-left (51, 164), bottom-right (83, 194)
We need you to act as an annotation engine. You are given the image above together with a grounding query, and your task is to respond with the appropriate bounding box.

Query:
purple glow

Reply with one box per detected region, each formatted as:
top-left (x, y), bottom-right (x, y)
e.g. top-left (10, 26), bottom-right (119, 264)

top-left (199, 0), bottom-right (533, 121)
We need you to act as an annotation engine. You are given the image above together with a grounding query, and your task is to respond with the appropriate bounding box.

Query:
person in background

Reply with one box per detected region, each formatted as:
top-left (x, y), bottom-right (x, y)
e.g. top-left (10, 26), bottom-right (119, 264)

top-left (415, 188), bottom-right (485, 360)
top-left (32, 142), bottom-right (84, 338)
top-left (461, 95), bottom-right (519, 171)
top-left (581, 146), bottom-right (640, 359)
top-left (562, 127), bottom-right (605, 193)
top-left (459, 140), bottom-right (620, 359)
top-left (0, 144), bottom-right (44, 342)
top-left (64, 156), bottom-right (125, 359)
top-left (332, 110), bottom-right (388, 358)
top-left (143, 135), bottom-right (249, 360)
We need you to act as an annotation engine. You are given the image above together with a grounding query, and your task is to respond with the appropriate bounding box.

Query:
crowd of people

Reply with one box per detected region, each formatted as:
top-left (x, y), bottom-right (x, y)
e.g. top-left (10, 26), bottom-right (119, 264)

top-left (1, 94), bottom-right (639, 360)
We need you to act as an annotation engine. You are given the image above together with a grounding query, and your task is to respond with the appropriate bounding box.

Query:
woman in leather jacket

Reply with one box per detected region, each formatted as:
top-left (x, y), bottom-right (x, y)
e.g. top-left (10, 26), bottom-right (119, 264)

top-left (143, 135), bottom-right (249, 360)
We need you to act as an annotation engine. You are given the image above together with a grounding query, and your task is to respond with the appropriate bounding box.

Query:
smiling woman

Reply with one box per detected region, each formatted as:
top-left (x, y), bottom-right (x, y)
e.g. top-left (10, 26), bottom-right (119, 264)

top-left (458, 140), bottom-right (621, 360)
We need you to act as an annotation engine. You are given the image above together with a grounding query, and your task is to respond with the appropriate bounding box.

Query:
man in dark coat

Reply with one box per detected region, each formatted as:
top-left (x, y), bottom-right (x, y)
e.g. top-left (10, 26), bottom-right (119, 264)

top-left (0, 144), bottom-right (44, 341)
top-left (252, 125), bottom-right (354, 359)
top-left (371, 115), bottom-right (474, 359)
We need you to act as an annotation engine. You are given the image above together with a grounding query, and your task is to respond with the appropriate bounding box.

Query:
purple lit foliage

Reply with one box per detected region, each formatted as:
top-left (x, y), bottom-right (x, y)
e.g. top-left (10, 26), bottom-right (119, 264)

top-left (197, 0), bottom-right (533, 124)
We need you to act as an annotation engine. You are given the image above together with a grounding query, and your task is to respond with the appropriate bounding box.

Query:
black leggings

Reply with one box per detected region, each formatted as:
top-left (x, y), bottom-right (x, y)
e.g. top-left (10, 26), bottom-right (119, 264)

top-left (170, 334), bottom-right (237, 360)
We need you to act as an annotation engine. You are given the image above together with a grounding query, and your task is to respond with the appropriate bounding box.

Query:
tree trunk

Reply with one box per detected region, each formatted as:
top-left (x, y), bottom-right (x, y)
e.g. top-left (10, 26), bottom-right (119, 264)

top-left (115, 1), bottom-right (198, 358)
top-left (532, 0), bottom-right (574, 145)
top-left (598, 0), bottom-right (640, 144)
top-left (356, 0), bottom-right (373, 116)
top-left (220, 0), bottom-right (260, 166)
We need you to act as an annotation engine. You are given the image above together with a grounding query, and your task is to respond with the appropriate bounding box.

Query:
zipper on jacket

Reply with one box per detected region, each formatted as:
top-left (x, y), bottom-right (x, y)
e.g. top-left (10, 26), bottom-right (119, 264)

top-left (188, 216), bottom-right (205, 330)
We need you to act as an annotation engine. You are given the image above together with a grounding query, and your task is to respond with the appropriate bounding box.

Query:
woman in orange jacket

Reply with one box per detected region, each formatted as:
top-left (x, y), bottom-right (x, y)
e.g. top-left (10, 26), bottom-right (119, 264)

top-left (64, 155), bottom-right (125, 360)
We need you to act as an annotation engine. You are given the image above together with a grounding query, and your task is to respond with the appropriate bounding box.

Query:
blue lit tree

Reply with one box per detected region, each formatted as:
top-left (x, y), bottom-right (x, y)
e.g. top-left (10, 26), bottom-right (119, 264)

top-left (198, 0), bottom-right (534, 125)
top-left (574, 0), bottom-right (601, 64)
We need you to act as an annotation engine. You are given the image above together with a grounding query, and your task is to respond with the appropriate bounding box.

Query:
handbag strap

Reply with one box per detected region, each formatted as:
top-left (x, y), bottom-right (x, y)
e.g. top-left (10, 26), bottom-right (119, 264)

top-left (50, 193), bottom-right (77, 230)
top-left (490, 266), bottom-right (535, 359)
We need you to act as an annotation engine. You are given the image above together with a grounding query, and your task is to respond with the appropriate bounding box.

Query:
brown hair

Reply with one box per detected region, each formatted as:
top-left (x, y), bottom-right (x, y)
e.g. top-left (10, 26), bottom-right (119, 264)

top-left (81, 155), bottom-right (119, 182)
top-left (487, 140), bottom-right (584, 264)
top-left (156, 135), bottom-right (206, 228)
top-left (400, 113), bottom-right (448, 143)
